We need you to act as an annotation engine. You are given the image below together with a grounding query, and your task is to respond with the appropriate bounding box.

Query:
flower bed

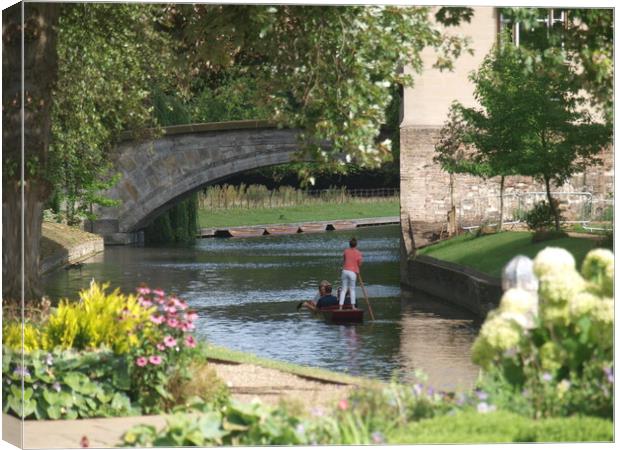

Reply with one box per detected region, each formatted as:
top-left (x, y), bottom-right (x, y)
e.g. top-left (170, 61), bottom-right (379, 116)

top-left (2, 282), bottom-right (228, 420)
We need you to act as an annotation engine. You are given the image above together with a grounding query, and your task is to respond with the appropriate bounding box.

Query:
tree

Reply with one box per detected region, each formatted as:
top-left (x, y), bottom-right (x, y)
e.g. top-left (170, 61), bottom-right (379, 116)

top-left (3, 3), bottom-right (59, 302)
top-left (434, 105), bottom-right (493, 233)
top-left (438, 41), bottom-right (612, 233)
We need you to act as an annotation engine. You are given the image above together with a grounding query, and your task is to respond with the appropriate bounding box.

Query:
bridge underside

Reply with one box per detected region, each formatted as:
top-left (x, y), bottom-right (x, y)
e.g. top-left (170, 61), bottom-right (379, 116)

top-left (91, 123), bottom-right (304, 244)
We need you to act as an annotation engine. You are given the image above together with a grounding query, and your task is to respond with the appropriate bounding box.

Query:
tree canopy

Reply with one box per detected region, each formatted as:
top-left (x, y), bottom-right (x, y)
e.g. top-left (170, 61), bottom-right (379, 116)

top-left (499, 7), bottom-right (613, 122)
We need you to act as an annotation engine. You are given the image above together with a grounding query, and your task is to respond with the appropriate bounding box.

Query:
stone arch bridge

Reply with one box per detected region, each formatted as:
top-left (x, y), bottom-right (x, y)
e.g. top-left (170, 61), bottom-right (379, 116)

top-left (91, 120), bottom-right (305, 244)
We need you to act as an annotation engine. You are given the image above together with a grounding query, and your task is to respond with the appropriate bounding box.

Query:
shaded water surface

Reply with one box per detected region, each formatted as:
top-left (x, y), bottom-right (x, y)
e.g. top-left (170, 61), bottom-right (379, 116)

top-left (43, 225), bottom-right (480, 390)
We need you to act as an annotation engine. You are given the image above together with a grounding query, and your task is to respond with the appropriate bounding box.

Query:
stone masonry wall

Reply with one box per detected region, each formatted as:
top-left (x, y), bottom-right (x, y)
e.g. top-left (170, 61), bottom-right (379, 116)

top-left (400, 125), bottom-right (614, 250)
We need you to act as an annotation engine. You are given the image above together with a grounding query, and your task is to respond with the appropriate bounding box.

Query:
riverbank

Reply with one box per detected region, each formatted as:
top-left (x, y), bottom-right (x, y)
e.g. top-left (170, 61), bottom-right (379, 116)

top-left (40, 222), bottom-right (104, 274)
top-left (198, 200), bottom-right (399, 228)
top-left (417, 231), bottom-right (605, 277)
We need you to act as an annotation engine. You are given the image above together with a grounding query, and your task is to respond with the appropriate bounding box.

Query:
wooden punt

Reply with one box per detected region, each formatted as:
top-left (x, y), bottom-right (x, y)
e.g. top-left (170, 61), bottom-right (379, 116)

top-left (265, 225), bottom-right (301, 235)
top-left (299, 223), bottom-right (327, 233)
top-left (329, 221), bottom-right (357, 231)
top-left (305, 303), bottom-right (364, 324)
top-left (226, 227), bottom-right (267, 238)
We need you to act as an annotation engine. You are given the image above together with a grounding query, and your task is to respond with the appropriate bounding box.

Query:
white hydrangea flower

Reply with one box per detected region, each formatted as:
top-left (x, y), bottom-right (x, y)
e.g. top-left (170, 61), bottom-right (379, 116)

top-left (500, 311), bottom-right (534, 330)
top-left (478, 314), bottom-right (522, 353)
top-left (533, 247), bottom-right (575, 278)
top-left (592, 298), bottom-right (614, 325)
top-left (568, 291), bottom-right (600, 319)
top-left (499, 288), bottom-right (538, 316)
top-left (581, 248), bottom-right (614, 297)
top-left (538, 270), bottom-right (586, 306)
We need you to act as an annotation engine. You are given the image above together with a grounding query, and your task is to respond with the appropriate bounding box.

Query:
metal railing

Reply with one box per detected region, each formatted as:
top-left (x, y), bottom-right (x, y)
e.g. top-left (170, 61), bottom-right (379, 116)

top-left (198, 185), bottom-right (399, 210)
top-left (459, 191), bottom-right (612, 231)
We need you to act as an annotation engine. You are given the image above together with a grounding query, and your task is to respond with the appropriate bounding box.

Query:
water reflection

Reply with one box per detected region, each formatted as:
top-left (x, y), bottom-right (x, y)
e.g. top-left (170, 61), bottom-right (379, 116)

top-left (42, 225), bottom-right (480, 388)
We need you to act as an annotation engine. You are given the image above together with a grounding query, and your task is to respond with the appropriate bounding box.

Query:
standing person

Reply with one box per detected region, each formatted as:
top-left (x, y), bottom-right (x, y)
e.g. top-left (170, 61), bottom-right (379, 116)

top-left (339, 237), bottom-right (362, 310)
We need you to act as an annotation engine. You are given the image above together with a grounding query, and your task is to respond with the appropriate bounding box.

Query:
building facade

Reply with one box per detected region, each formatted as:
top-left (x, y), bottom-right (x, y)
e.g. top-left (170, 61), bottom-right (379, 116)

top-left (399, 6), bottom-right (613, 263)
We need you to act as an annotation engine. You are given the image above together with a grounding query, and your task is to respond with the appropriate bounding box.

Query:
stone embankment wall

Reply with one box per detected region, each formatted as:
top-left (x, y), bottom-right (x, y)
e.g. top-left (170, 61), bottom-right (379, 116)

top-left (40, 222), bottom-right (104, 274)
top-left (404, 255), bottom-right (502, 319)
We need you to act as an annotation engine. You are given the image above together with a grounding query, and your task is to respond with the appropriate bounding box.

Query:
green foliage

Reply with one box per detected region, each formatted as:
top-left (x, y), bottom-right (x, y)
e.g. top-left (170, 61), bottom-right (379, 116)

top-left (471, 247), bottom-right (614, 419)
top-left (1, 283), bottom-right (213, 419)
top-left (49, 3), bottom-right (179, 225)
top-left (525, 202), bottom-right (559, 232)
top-left (43, 281), bottom-right (153, 354)
top-left (2, 348), bottom-right (136, 420)
top-left (120, 378), bottom-right (613, 445)
top-left (122, 400), bottom-right (305, 446)
top-left (392, 410), bottom-right (612, 444)
top-left (2, 321), bottom-right (42, 352)
top-left (144, 193), bottom-right (198, 244)
top-left (500, 8), bottom-right (613, 122)
top-left (168, 5), bottom-right (472, 180)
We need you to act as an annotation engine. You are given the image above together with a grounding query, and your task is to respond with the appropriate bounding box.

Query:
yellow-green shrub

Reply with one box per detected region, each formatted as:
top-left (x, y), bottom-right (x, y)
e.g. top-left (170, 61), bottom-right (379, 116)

top-left (43, 281), bottom-right (155, 354)
top-left (2, 321), bottom-right (42, 352)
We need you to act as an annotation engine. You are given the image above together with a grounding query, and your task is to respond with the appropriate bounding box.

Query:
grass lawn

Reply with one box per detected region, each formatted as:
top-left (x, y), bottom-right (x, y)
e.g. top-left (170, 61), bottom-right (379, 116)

top-left (198, 200), bottom-right (399, 228)
top-left (417, 231), bottom-right (605, 278)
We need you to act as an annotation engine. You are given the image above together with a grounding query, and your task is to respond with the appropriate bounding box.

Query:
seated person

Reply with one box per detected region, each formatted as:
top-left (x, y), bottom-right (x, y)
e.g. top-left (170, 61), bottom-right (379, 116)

top-left (315, 282), bottom-right (339, 309)
top-left (298, 280), bottom-right (333, 311)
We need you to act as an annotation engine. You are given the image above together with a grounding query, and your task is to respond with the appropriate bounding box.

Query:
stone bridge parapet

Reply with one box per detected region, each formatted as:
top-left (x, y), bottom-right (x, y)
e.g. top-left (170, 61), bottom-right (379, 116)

top-left (91, 120), bottom-right (303, 244)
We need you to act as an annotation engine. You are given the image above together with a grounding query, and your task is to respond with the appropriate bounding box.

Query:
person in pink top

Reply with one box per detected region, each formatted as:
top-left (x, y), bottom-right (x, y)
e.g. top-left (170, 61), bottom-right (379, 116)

top-left (339, 237), bottom-right (362, 309)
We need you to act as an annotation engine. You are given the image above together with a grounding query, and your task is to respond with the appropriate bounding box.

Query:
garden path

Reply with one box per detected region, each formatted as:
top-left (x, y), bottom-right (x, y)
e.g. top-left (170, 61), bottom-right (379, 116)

top-left (4, 361), bottom-right (352, 449)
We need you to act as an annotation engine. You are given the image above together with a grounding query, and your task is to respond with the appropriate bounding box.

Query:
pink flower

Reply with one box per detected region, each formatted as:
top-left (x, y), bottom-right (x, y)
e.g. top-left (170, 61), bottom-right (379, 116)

top-left (135, 357), bottom-right (148, 367)
top-left (156, 297), bottom-right (166, 305)
top-left (180, 321), bottom-right (195, 332)
top-left (163, 335), bottom-right (177, 347)
top-left (137, 287), bottom-right (151, 295)
top-left (150, 314), bottom-right (165, 325)
top-left (166, 318), bottom-right (179, 328)
top-left (148, 355), bottom-right (163, 365)
top-left (177, 299), bottom-right (188, 310)
top-left (156, 343), bottom-right (166, 351)
top-left (164, 303), bottom-right (177, 314)
top-left (184, 335), bottom-right (196, 348)
top-left (153, 288), bottom-right (165, 298)
top-left (185, 312), bottom-right (198, 322)
top-left (338, 399), bottom-right (349, 411)
top-left (138, 297), bottom-right (153, 308)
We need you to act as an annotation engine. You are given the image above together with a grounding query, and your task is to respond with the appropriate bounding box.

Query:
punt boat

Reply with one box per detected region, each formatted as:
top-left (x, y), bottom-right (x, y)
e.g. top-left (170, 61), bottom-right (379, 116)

top-left (329, 221), bottom-right (357, 231)
top-left (265, 225), bottom-right (301, 235)
top-left (305, 303), bottom-right (364, 324)
top-left (299, 223), bottom-right (327, 233)
top-left (226, 227), bottom-right (266, 238)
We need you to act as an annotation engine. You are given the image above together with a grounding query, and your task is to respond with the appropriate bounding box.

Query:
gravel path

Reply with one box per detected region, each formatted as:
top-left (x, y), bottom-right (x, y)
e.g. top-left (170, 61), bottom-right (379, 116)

top-left (210, 361), bottom-right (353, 411)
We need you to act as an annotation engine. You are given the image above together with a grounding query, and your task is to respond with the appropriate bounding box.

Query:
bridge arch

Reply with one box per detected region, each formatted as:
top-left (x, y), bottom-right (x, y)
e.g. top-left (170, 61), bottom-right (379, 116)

top-left (92, 120), bottom-right (305, 244)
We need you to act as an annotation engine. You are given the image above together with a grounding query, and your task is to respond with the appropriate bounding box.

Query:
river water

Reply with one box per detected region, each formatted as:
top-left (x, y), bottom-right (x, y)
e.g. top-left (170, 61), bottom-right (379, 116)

top-left (43, 225), bottom-right (481, 391)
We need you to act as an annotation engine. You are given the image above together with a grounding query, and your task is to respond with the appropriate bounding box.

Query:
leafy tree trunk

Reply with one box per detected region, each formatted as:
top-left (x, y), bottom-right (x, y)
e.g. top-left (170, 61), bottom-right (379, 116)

top-left (498, 175), bottom-right (505, 231)
top-left (2, 3), bottom-right (59, 304)
top-left (544, 175), bottom-right (561, 231)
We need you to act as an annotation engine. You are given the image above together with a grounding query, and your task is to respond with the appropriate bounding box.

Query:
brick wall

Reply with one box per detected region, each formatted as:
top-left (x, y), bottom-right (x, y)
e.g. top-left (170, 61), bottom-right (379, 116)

top-left (400, 125), bottom-right (614, 250)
